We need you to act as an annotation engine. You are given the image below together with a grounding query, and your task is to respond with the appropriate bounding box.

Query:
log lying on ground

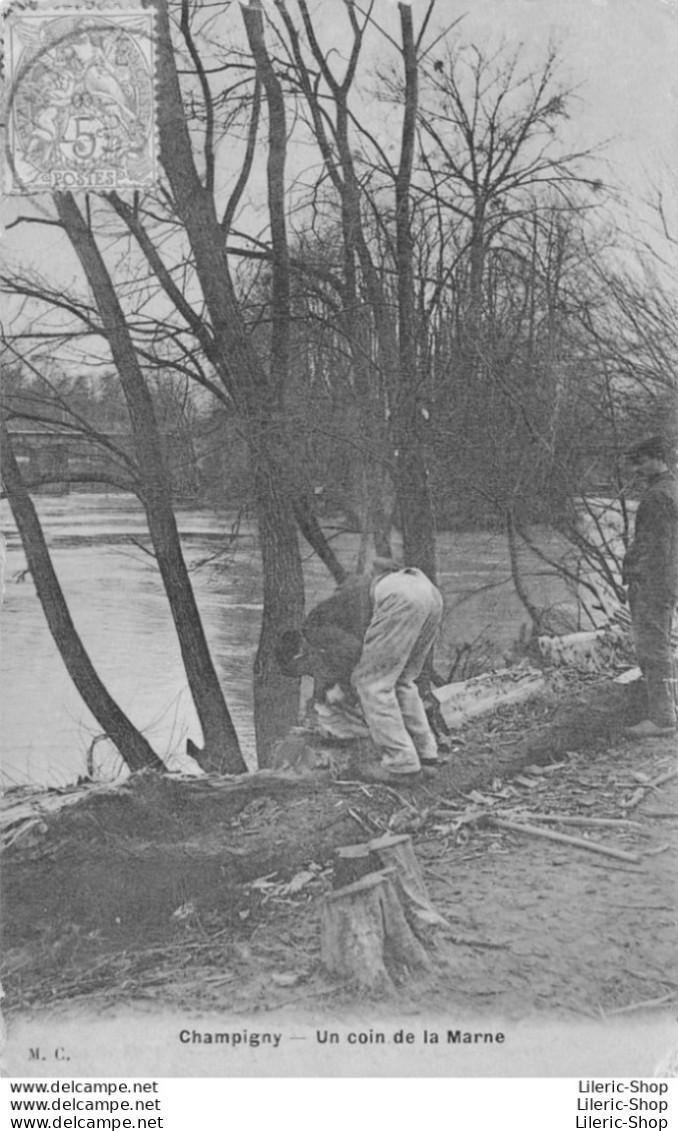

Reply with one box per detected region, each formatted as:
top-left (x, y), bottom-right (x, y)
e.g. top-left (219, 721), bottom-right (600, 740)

top-left (1, 769), bottom-right (331, 850)
top-left (432, 666), bottom-right (546, 729)
top-left (321, 868), bottom-right (433, 990)
top-left (537, 629), bottom-right (624, 672)
top-left (0, 783), bottom-right (121, 851)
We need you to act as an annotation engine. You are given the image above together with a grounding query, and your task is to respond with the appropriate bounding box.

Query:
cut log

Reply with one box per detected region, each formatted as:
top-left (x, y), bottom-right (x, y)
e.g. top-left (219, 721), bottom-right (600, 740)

top-left (537, 629), bottom-right (623, 672)
top-left (368, 833), bottom-right (448, 930)
top-left (432, 666), bottom-right (545, 728)
top-left (320, 868), bottom-right (432, 989)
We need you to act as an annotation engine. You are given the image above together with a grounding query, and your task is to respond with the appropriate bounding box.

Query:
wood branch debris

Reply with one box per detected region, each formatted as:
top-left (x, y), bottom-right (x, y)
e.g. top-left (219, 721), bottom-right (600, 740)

top-left (623, 766), bottom-right (678, 812)
top-left (430, 803), bottom-right (645, 864)
top-left (426, 756), bottom-right (660, 864)
top-left (486, 817), bottom-right (642, 864)
top-left (321, 833), bottom-right (447, 989)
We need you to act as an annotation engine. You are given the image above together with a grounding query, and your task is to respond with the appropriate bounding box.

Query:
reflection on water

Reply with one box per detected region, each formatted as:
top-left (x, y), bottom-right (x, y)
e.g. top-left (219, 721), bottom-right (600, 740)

top-left (1, 493), bottom-right (574, 788)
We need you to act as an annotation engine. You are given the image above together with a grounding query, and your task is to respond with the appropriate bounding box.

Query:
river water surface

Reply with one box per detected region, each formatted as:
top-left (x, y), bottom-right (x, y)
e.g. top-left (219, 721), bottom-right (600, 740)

top-left (1, 492), bottom-right (575, 788)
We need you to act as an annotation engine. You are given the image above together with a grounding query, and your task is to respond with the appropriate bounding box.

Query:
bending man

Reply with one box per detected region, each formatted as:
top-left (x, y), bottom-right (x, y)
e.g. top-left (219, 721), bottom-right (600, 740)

top-left (277, 560), bottom-right (444, 781)
top-left (352, 563), bottom-right (444, 781)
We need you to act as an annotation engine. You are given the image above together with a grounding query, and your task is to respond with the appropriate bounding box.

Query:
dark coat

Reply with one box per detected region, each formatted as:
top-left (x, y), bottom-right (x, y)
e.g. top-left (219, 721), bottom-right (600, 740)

top-left (302, 574), bottom-right (374, 692)
top-left (623, 471), bottom-right (678, 603)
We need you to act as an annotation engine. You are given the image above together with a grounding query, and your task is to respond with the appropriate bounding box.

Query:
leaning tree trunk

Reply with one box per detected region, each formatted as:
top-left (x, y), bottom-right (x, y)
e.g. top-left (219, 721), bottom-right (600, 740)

top-left (243, 3), bottom-right (307, 763)
top-left (54, 193), bottom-right (247, 776)
top-left (156, 0), bottom-right (303, 765)
top-left (0, 423), bottom-right (164, 774)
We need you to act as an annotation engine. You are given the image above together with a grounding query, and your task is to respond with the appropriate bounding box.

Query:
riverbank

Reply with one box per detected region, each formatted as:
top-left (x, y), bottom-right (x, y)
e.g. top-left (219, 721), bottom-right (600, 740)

top-left (2, 669), bottom-right (676, 1031)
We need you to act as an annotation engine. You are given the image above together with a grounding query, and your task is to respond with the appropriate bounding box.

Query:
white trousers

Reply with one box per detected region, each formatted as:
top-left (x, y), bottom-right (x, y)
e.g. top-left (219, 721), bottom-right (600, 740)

top-left (352, 568), bottom-right (443, 772)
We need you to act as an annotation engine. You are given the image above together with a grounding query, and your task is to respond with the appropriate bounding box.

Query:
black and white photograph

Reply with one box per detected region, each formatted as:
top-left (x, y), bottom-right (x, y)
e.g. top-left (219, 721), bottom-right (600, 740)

top-left (1, 0), bottom-right (677, 1081)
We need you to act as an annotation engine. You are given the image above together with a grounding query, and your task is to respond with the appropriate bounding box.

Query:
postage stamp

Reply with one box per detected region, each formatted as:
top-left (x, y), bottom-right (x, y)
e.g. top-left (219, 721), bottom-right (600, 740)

top-left (3, 3), bottom-right (157, 193)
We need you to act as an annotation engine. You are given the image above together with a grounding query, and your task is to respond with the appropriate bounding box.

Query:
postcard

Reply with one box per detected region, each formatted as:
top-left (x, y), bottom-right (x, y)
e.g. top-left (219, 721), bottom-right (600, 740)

top-left (1, 0), bottom-right (677, 1082)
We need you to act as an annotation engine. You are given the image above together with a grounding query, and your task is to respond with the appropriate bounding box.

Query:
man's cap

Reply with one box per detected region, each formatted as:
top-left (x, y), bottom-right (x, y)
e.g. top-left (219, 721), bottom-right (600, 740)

top-left (626, 435), bottom-right (671, 464)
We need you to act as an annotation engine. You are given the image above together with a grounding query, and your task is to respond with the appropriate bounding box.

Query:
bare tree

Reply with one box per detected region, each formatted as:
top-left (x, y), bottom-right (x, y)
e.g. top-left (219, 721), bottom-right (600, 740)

top-left (1, 417), bottom-right (164, 774)
top-left (273, 0), bottom-right (440, 576)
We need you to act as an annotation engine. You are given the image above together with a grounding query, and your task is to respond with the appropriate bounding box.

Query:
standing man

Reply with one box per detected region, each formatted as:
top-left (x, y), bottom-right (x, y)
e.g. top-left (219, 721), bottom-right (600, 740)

top-left (622, 435), bottom-right (678, 738)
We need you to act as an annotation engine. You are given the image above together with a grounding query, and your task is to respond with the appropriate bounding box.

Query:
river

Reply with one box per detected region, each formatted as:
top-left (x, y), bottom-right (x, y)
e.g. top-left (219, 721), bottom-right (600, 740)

top-left (1, 492), bottom-right (577, 788)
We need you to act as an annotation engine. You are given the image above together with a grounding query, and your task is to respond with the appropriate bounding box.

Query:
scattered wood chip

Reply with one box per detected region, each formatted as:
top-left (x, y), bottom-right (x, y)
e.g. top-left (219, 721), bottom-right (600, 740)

top-left (250, 872), bottom-right (279, 890)
top-left (171, 901), bottom-right (197, 921)
top-left (270, 972), bottom-right (302, 987)
top-left (625, 768), bottom-right (678, 811)
top-left (282, 870), bottom-right (316, 896)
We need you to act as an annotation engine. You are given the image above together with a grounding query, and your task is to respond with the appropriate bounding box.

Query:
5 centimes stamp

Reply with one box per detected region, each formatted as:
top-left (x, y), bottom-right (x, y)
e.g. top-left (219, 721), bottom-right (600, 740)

top-left (4, 2), bottom-right (157, 192)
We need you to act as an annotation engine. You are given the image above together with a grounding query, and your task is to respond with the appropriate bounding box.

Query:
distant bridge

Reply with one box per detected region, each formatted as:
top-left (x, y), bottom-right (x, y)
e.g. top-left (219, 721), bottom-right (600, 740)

top-left (6, 427), bottom-right (200, 497)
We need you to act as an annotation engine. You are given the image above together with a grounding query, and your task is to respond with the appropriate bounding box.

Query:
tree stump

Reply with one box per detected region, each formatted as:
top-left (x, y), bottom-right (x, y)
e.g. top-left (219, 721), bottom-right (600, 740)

top-left (320, 868), bottom-right (432, 990)
top-left (368, 833), bottom-right (449, 932)
top-left (333, 844), bottom-right (375, 890)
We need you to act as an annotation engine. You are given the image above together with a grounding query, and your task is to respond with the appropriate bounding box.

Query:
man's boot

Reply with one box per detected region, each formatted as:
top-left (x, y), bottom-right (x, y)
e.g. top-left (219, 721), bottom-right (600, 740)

top-left (625, 661), bottom-right (677, 738)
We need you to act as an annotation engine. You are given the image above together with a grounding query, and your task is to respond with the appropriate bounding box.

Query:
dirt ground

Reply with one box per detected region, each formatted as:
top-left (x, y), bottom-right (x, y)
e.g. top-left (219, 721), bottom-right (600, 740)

top-left (1, 674), bottom-right (676, 1025)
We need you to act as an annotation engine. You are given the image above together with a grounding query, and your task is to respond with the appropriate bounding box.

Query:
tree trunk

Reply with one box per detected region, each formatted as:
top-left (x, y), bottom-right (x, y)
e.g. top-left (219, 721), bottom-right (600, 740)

top-left (54, 193), bottom-right (247, 776)
top-left (252, 450), bottom-right (305, 763)
top-left (293, 495), bottom-right (347, 584)
top-left (0, 423), bottom-right (163, 774)
top-left (506, 506), bottom-right (544, 636)
top-left (393, 3), bottom-right (437, 582)
top-left (156, 0), bottom-right (304, 764)
top-left (243, 3), bottom-right (308, 763)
